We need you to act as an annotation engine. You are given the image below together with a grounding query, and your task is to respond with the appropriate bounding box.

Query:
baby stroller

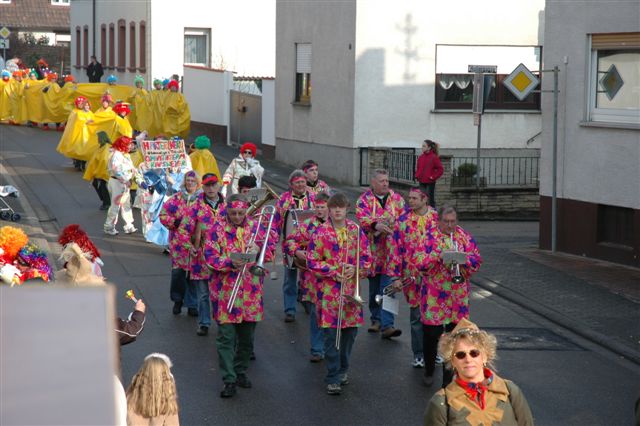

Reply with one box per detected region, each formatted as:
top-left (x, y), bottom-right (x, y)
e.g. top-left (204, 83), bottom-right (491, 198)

top-left (0, 185), bottom-right (21, 222)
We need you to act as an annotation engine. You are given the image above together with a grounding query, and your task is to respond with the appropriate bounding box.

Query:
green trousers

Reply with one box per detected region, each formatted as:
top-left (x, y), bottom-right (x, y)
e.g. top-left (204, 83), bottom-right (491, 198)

top-left (216, 321), bottom-right (257, 384)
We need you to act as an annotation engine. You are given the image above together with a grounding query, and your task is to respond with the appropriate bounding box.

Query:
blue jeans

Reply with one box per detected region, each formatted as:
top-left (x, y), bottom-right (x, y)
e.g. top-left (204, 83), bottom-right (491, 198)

top-left (368, 274), bottom-right (395, 329)
top-left (171, 268), bottom-right (197, 308)
top-left (410, 306), bottom-right (424, 357)
top-left (192, 279), bottom-right (212, 327)
top-left (305, 301), bottom-right (324, 357)
top-left (322, 327), bottom-right (358, 385)
top-left (282, 266), bottom-right (299, 315)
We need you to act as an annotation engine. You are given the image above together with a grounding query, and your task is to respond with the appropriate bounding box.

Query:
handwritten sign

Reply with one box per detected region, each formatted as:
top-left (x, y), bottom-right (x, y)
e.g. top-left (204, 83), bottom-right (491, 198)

top-left (140, 139), bottom-right (187, 169)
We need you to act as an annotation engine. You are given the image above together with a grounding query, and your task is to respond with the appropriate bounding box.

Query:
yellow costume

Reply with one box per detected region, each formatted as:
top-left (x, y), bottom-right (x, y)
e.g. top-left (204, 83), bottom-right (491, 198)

top-left (56, 108), bottom-right (95, 160)
top-left (83, 142), bottom-right (111, 183)
top-left (190, 148), bottom-right (221, 180)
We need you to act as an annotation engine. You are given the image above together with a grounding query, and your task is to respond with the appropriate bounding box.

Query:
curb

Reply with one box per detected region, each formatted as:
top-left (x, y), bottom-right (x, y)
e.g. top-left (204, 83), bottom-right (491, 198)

top-left (472, 275), bottom-right (640, 366)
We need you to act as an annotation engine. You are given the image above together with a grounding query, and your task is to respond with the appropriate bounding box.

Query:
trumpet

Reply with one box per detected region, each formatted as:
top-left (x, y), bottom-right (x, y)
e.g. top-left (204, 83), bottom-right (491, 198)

top-left (336, 223), bottom-right (363, 350)
top-left (250, 205), bottom-right (277, 277)
top-left (227, 205), bottom-right (276, 311)
top-left (450, 232), bottom-right (464, 284)
top-left (374, 277), bottom-right (412, 305)
top-left (247, 182), bottom-right (281, 216)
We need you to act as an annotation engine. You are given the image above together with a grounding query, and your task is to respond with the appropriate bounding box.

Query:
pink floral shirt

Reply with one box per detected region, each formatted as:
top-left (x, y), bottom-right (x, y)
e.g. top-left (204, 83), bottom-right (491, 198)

top-left (355, 189), bottom-right (405, 276)
top-left (306, 179), bottom-right (330, 195)
top-left (284, 216), bottom-right (325, 304)
top-left (417, 225), bottom-right (482, 325)
top-left (159, 191), bottom-right (200, 270)
top-left (307, 220), bottom-right (372, 328)
top-left (182, 192), bottom-right (225, 280)
top-left (206, 215), bottom-right (278, 324)
top-left (274, 189), bottom-right (315, 262)
top-left (390, 208), bottom-right (439, 307)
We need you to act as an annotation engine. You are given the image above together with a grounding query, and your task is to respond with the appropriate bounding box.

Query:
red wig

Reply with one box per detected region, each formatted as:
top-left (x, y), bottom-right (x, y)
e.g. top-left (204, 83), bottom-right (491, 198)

top-left (47, 72), bottom-right (58, 82)
top-left (240, 142), bottom-right (257, 157)
top-left (112, 136), bottom-right (133, 153)
top-left (113, 102), bottom-right (131, 116)
top-left (167, 80), bottom-right (179, 91)
top-left (58, 224), bottom-right (100, 260)
top-left (101, 92), bottom-right (113, 104)
top-left (74, 96), bottom-right (87, 109)
top-left (63, 74), bottom-right (75, 83)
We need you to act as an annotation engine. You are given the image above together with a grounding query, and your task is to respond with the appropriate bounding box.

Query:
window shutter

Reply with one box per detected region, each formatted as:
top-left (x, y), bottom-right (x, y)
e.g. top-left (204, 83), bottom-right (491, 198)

top-left (296, 43), bottom-right (312, 73)
top-left (591, 32), bottom-right (640, 50)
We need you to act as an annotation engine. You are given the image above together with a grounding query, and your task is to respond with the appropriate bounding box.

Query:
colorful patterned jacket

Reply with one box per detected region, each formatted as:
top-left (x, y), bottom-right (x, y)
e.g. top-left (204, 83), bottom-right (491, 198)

top-left (274, 189), bottom-right (315, 262)
top-left (307, 219), bottom-right (372, 328)
top-left (390, 208), bottom-right (439, 307)
top-left (417, 225), bottom-right (482, 326)
top-left (182, 192), bottom-right (225, 280)
top-left (206, 214), bottom-right (278, 324)
top-left (159, 190), bottom-right (200, 270)
top-left (284, 215), bottom-right (325, 304)
top-left (306, 179), bottom-right (331, 195)
top-left (355, 189), bottom-right (405, 276)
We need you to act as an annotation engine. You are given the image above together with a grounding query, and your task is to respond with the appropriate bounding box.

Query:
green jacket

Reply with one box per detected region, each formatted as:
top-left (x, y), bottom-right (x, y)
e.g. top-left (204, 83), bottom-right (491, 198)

top-left (424, 372), bottom-right (534, 426)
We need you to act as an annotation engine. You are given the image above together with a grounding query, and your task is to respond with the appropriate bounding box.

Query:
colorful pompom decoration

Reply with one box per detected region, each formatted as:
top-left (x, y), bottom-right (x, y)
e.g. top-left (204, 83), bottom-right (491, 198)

top-left (0, 226), bottom-right (29, 259)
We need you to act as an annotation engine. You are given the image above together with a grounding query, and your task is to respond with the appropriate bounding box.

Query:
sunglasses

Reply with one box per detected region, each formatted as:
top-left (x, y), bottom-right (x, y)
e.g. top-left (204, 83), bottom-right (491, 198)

top-left (453, 349), bottom-right (481, 360)
top-left (243, 151), bottom-right (253, 155)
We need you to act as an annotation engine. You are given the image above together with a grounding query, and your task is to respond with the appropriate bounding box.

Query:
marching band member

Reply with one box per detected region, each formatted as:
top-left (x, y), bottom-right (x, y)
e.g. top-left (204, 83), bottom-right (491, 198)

top-left (301, 159), bottom-right (331, 195)
top-left (159, 170), bottom-right (201, 316)
top-left (356, 169), bottom-right (405, 338)
top-left (284, 191), bottom-right (330, 362)
top-left (274, 169), bottom-right (316, 323)
top-left (183, 173), bottom-right (225, 336)
top-left (418, 205), bottom-right (482, 388)
top-left (238, 175), bottom-right (257, 195)
top-left (103, 136), bottom-right (143, 236)
top-left (307, 192), bottom-right (371, 395)
top-left (221, 142), bottom-right (264, 196)
top-left (206, 194), bottom-right (277, 398)
top-left (390, 187), bottom-right (438, 368)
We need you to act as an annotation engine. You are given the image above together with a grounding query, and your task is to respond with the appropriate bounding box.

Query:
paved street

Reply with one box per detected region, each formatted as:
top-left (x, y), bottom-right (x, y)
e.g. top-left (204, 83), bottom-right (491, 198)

top-left (1, 124), bottom-right (639, 425)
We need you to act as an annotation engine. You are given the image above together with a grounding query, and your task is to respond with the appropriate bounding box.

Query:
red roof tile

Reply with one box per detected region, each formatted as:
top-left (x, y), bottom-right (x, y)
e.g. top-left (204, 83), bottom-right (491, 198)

top-left (0, 0), bottom-right (70, 32)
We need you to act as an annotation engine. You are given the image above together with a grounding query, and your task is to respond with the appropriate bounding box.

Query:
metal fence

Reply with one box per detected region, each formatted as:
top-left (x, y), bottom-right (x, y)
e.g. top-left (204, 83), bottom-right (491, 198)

top-left (359, 148), bottom-right (539, 188)
top-left (451, 156), bottom-right (539, 187)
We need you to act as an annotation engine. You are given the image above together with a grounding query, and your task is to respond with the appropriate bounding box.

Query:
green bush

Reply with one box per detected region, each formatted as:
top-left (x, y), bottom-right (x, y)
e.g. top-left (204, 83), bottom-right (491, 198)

top-left (457, 162), bottom-right (478, 177)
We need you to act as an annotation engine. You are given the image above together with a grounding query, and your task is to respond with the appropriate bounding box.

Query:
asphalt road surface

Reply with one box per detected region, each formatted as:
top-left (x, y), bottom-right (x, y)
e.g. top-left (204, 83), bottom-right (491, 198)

top-left (1, 125), bottom-right (638, 425)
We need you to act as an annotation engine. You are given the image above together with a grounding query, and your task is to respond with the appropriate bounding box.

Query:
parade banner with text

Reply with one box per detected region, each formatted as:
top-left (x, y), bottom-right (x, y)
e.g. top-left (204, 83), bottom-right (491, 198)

top-left (140, 139), bottom-right (187, 169)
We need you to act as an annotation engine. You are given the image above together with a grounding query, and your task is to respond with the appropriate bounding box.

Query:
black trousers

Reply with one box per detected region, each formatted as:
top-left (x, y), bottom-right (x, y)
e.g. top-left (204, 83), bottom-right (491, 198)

top-left (92, 178), bottom-right (110, 206)
top-left (419, 183), bottom-right (436, 208)
top-left (423, 322), bottom-right (456, 387)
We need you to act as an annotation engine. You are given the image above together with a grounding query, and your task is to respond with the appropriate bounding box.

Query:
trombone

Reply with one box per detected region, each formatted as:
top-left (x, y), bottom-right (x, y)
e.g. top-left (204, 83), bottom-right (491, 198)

top-left (336, 223), bottom-right (363, 350)
top-left (374, 277), bottom-right (412, 305)
top-left (247, 182), bottom-right (281, 216)
top-left (226, 205), bottom-right (276, 311)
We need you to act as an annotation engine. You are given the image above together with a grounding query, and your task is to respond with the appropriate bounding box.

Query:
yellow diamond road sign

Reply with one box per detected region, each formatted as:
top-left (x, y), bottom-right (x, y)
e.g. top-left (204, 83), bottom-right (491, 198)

top-left (0, 27), bottom-right (10, 39)
top-left (504, 63), bottom-right (539, 101)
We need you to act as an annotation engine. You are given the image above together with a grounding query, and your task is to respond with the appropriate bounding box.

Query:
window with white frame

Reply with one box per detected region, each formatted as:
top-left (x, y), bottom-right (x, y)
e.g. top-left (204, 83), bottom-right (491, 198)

top-left (51, 0), bottom-right (70, 5)
top-left (435, 45), bottom-right (541, 111)
top-left (184, 28), bottom-right (210, 66)
top-left (295, 43), bottom-right (312, 104)
top-left (588, 33), bottom-right (640, 125)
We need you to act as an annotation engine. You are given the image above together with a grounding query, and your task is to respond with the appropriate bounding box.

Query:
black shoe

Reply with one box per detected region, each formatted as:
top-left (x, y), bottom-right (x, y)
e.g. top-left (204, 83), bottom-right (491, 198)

top-left (250, 352), bottom-right (256, 361)
top-left (172, 301), bottom-right (183, 315)
top-left (99, 204), bottom-right (109, 211)
top-left (236, 374), bottom-right (252, 389)
top-left (187, 307), bottom-right (198, 317)
top-left (220, 382), bottom-right (236, 398)
top-left (284, 314), bottom-right (295, 323)
top-left (196, 326), bottom-right (208, 336)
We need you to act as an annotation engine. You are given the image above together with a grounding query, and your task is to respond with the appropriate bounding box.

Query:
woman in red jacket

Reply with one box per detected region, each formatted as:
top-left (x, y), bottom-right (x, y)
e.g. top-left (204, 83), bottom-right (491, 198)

top-left (415, 140), bottom-right (443, 208)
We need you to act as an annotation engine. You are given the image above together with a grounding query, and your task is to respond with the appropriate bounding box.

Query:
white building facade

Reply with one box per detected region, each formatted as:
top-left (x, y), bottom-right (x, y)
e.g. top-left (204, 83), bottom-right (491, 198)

top-left (70, 0), bottom-right (275, 86)
top-left (276, 0), bottom-right (546, 185)
top-left (540, 0), bottom-right (639, 266)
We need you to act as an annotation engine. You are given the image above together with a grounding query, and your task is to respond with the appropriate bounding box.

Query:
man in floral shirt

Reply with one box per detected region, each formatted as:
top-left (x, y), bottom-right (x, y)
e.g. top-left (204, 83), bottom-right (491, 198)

top-left (207, 194), bottom-right (277, 398)
top-left (301, 159), bottom-right (331, 195)
top-left (284, 191), bottom-right (330, 362)
top-left (183, 173), bottom-right (225, 336)
top-left (307, 193), bottom-right (371, 395)
top-left (274, 169), bottom-right (316, 323)
top-left (390, 187), bottom-right (438, 369)
top-left (356, 169), bottom-right (406, 338)
top-left (418, 205), bottom-right (482, 388)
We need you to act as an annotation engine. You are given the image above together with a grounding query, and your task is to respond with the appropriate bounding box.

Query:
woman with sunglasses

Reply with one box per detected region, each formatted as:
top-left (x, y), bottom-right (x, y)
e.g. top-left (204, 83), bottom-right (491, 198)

top-left (424, 318), bottom-right (534, 425)
top-left (221, 142), bottom-right (264, 196)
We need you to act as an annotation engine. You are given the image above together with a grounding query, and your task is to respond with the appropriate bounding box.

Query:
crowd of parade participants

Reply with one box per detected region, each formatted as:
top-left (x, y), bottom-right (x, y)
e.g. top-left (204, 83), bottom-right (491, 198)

top-left (1, 59), bottom-right (534, 425)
